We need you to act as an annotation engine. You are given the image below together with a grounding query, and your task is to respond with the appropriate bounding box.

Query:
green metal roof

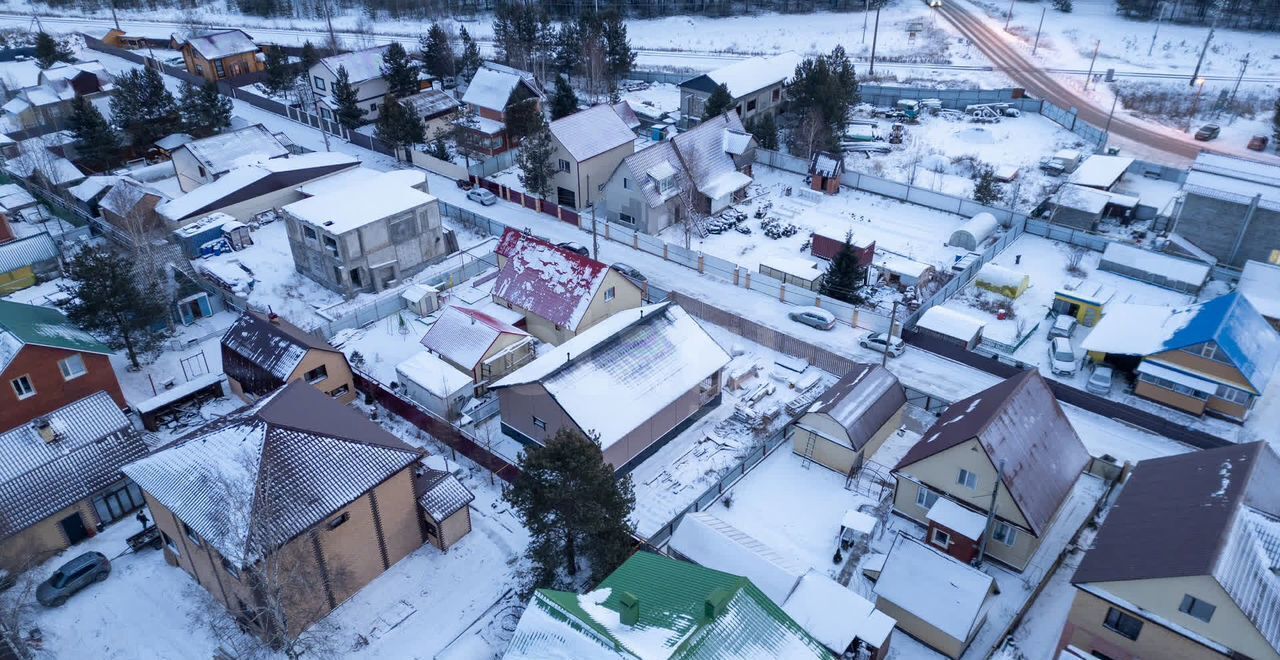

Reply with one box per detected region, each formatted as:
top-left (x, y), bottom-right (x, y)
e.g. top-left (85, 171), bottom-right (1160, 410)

top-left (0, 299), bottom-right (111, 358)
top-left (506, 552), bottom-right (833, 659)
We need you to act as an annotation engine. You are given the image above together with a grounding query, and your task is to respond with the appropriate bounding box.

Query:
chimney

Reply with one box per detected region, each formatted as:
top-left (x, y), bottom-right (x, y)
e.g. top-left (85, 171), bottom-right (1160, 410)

top-left (618, 591), bottom-right (639, 626)
top-left (704, 588), bottom-right (731, 621)
top-left (32, 417), bottom-right (57, 443)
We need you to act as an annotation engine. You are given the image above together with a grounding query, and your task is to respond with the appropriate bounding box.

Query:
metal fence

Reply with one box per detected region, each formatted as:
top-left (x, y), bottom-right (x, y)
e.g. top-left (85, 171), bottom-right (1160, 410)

top-left (467, 149), bottom-right (519, 178)
top-left (858, 84), bottom-right (1043, 112)
top-left (1040, 100), bottom-right (1107, 152)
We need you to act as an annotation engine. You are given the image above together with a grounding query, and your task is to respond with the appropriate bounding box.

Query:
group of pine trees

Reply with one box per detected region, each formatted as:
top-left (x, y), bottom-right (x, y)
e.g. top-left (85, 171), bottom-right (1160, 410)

top-left (493, 4), bottom-right (635, 100)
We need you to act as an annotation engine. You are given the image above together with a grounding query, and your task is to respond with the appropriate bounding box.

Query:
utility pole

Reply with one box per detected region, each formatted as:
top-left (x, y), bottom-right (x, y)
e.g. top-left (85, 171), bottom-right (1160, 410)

top-left (1148, 2), bottom-right (1167, 57)
top-left (862, 0), bottom-right (869, 44)
top-left (1190, 24), bottom-right (1216, 86)
top-left (1004, 0), bottom-right (1015, 30)
top-left (109, 0), bottom-right (121, 31)
top-left (1227, 52), bottom-right (1250, 118)
top-left (1187, 77), bottom-right (1206, 131)
top-left (1084, 40), bottom-right (1100, 91)
top-left (1032, 7), bottom-right (1047, 56)
top-left (869, 5), bottom-right (882, 77)
top-left (1100, 94), bottom-right (1119, 153)
top-left (882, 299), bottom-right (899, 368)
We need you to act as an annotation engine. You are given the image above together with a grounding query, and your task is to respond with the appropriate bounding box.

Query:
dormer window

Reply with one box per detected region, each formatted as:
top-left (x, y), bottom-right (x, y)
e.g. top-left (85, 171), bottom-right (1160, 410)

top-left (656, 174), bottom-right (675, 192)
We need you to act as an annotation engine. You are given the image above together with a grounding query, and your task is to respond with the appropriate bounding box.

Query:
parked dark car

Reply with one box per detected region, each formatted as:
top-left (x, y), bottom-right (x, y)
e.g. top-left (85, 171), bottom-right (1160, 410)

top-left (557, 241), bottom-right (590, 257)
top-left (37, 552), bottom-right (111, 607)
top-left (1194, 124), bottom-right (1220, 141)
top-left (609, 263), bottom-right (646, 282)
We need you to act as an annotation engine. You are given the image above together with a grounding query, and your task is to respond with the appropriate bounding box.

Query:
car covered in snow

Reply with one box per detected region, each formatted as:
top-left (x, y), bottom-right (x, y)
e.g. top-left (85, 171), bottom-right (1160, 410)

top-left (788, 306), bottom-right (836, 331)
top-left (609, 263), bottom-right (646, 282)
top-left (556, 242), bottom-right (589, 257)
top-left (860, 332), bottom-right (905, 357)
top-left (1048, 337), bottom-right (1079, 376)
top-left (1087, 365), bottom-right (1115, 395)
top-left (1047, 314), bottom-right (1078, 339)
top-left (466, 188), bottom-right (497, 205)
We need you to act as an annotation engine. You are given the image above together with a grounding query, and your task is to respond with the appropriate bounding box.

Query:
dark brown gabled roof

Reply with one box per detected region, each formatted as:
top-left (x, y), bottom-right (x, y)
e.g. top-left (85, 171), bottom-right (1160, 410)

top-left (895, 370), bottom-right (1090, 536)
top-left (221, 311), bottom-right (341, 381)
top-left (1073, 441), bottom-right (1278, 585)
top-left (809, 363), bottom-right (906, 451)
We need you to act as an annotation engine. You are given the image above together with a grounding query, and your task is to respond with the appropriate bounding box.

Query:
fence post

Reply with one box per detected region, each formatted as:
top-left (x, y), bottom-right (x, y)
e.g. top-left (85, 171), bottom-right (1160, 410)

top-left (745, 271), bottom-right (751, 289)
top-left (698, 253), bottom-right (705, 274)
top-left (733, 267), bottom-right (740, 286)
top-left (633, 232), bottom-right (639, 249)
top-left (663, 243), bottom-right (668, 260)
top-left (779, 282), bottom-right (786, 303)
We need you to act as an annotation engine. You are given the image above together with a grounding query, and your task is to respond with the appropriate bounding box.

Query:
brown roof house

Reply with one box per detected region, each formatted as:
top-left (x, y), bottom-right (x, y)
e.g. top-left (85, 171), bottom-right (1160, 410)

top-left (180, 29), bottom-right (264, 82)
top-left (418, 305), bottom-right (533, 392)
top-left (457, 62), bottom-right (544, 156)
top-left (121, 381), bottom-right (474, 641)
top-left (891, 370), bottom-right (1091, 572)
top-left (0, 299), bottom-right (124, 432)
top-left (98, 177), bottom-right (169, 233)
top-left (0, 391), bottom-right (150, 574)
top-left (171, 124), bottom-right (290, 193)
top-left (1058, 442), bottom-right (1280, 660)
top-left (220, 310), bottom-right (356, 405)
top-left (788, 364), bottom-right (907, 477)
top-left (492, 302), bottom-right (730, 473)
top-left (492, 227), bottom-right (643, 345)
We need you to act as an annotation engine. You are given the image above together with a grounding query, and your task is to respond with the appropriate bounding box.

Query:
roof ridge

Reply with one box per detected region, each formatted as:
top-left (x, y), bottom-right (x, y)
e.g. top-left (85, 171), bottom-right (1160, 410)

top-left (1207, 441), bottom-right (1265, 568)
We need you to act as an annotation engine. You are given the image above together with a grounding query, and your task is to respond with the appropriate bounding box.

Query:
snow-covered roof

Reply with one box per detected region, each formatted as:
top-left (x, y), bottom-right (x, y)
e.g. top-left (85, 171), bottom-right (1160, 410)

top-left (1068, 155), bottom-right (1134, 190)
top-left (692, 51), bottom-right (802, 98)
top-left (294, 165), bottom-right (384, 197)
top-left (124, 382), bottom-right (419, 566)
top-left (98, 177), bottom-right (167, 219)
top-left (1080, 302), bottom-right (1192, 356)
top-left (975, 263), bottom-right (1028, 289)
top-left (804, 363), bottom-right (905, 451)
top-left (420, 305), bottom-right (527, 372)
top-left (402, 88), bottom-right (459, 119)
top-left (722, 129), bottom-right (752, 156)
top-left (611, 101), bottom-right (641, 130)
top-left (1055, 184), bottom-right (1110, 215)
top-left (155, 132), bottom-right (194, 151)
top-left (810, 151), bottom-right (843, 178)
top-left (915, 305), bottom-right (984, 342)
top-left (673, 113), bottom-right (754, 200)
top-left (494, 303), bottom-right (730, 450)
top-left (416, 464), bottom-right (474, 522)
top-left (670, 511), bottom-right (808, 605)
top-left (874, 535), bottom-right (992, 642)
top-left (67, 175), bottom-right (119, 203)
top-left (783, 571), bottom-right (894, 652)
top-left (283, 173), bottom-right (435, 234)
top-left (0, 298), bottom-right (111, 368)
top-left (318, 45), bottom-right (389, 84)
top-left (0, 234), bottom-right (59, 280)
top-left (1099, 242), bottom-right (1210, 287)
top-left (395, 351), bottom-right (473, 399)
top-left (221, 310), bottom-right (336, 381)
top-left (177, 124), bottom-right (289, 176)
top-left (549, 104), bottom-right (636, 163)
top-left (1238, 260), bottom-right (1280, 321)
top-left (759, 255), bottom-right (823, 281)
top-left (877, 254), bottom-right (932, 280)
top-left (620, 141), bottom-right (688, 208)
top-left (184, 29), bottom-right (259, 60)
top-left (1183, 169), bottom-right (1280, 212)
top-left (1191, 152), bottom-right (1280, 186)
top-left (491, 228), bottom-right (611, 330)
top-left (462, 62), bottom-right (541, 112)
top-left (949, 211), bottom-right (999, 247)
top-left (157, 152), bottom-right (358, 222)
top-left (926, 498), bottom-right (988, 540)
top-left (898, 370), bottom-right (1090, 537)
top-left (0, 392), bottom-right (148, 541)
top-left (699, 170), bottom-right (752, 200)
top-left (172, 211), bottom-right (238, 238)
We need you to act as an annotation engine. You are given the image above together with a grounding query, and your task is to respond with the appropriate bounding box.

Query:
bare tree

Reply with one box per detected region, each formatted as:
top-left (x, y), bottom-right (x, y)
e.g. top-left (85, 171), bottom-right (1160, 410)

top-left (676, 189), bottom-right (706, 251)
top-left (0, 552), bottom-right (41, 660)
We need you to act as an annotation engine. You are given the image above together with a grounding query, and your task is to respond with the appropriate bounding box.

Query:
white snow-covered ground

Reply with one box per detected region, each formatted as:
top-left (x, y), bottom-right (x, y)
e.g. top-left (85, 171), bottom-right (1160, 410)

top-left (620, 81), bottom-right (681, 120)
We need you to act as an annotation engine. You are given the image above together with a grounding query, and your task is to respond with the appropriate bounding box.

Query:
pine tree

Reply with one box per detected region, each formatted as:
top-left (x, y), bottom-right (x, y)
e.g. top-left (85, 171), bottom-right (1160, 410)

top-left (380, 41), bottom-right (419, 98)
top-left (332, 65), bottom-right (367, 129)
top-left (516, 121), bottom-right (556, 200)
top-left (67, 96), bottom-right (121, 171)
top-left (505, 429), bottom-right (636, 587)
top-left (110, 67), bottom-right (180, 147)
top-left (819, 232), bottom-right (867, 305)
top-left (299, 40), bottom-right (320, 73)
top-left (34, 32), bottom-right (74, 69)
top-left (601, 10), bottom-right (636, 83)
top-left (550, 75), bottom-right (579, 120)
top-left (458, 27), bottom-right (483, 83)
top-left (1053, 0), bottom-right (1073, 11)
top-left (179, 81), bottom-right (233, 137)
top-left (427, 126), bottom-right (451, 161)
top-left (972, 165), bottom-right (1004, 205)
top-left (504, 88), bottom-right (544, 143)
top-left (746, 114), bottom-right (779, 150)
top-left (61, 248), bottom-right (169, 370)
top-left (789, 46), bottom-right (860, 151)
top-left (702, 82), bottom-right (735, 120)
top-left (420, 21), bottom-right (456, 80)
top-left (375, 95), bottom-right (425, 161)
top-left (262, 46), bottom-right (294, 97)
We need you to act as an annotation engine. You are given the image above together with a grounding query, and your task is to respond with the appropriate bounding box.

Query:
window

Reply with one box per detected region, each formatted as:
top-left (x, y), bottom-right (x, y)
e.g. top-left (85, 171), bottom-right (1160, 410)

top-left (1103, 607), bottom-right (1143, 640)
top-left (1216, 385), bottom-right (1252, 405)
top-left (957, 469), bottom-right (978, 490)
top-left (161, 531), bottom-right (180, 556)
top-left (350, 267), bottom-right (363, 288)
top-left (532, 416), bottom-right (547, 430)
top-left (746, 99), bottom-right (757, 112)
top-left (1270, 249), bottom-right (1280, 265)
top-left (558, 159), bottom-right (571, 173)
top-left (214, 60), bottom-right (225, 78)
top-left (329, 384), bottom-right (350, 397)
top-left (734, 104), bottom-right (742, 116)
top-left (656, 174), bottom-right (675, 192)
top-left (1138, 372), bottom-right (1210, 400)
top-left (327, 512), bottom-right (350, 530)
top-left (197, 165), bottom-right (207, 178)
top-left (772, 88), bottom-right (781, 102)
top-left (916, 484), bottom-right (939, 509)
top-left (1178, 595), bottom-right (1215, 623)
top-left (604, 287), bottom-right (615, 302)
top-left (1199, 343), bottom-right (1217, 360)
top-left (59, 354), bottom-right (86, 380)
top-left (221, 556), bottom-right (241, 579)
top-left (622, 177), bottom-right (630, 190)
top-left (303, 365), bottom-right (328, 384)
top-left (313, 76), bottom-right (326, 90)
top-left (183, 522), bottom-right (203, 547)
top-left (11, 375), bottom-right (35, 399)
top-left (930, 528), bottom-right (951, 548)
top-left (195, 64), bottom-right (204, 77)
top-left (370, 102), bottom-right (378, 112)
top-left (303, 225), bottom-right (318, 241)
top-left (993, 521), bottom-right (1018, 546)
top-left (323, 235), bottom-right (339, 258)
top-left (618, 212), bottom-right (636, 225)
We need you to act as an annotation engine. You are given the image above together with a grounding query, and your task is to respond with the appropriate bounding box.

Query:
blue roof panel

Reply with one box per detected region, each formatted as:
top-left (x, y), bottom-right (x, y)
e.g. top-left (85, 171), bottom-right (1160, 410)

top-left (1164, 293), bottom-right (1280, 392)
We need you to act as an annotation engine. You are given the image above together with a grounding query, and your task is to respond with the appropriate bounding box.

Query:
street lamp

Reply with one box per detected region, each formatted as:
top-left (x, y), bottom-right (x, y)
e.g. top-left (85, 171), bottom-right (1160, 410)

top-left (1187, 77), bottom-right (1207, 132)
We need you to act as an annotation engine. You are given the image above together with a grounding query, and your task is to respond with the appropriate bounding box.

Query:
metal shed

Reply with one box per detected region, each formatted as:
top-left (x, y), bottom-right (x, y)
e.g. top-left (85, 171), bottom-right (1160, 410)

top-left (788, 363), bottom-right (907, 476)
top-left (947, 212), bottom-right (999, 251)
top-left (1098, 242), bottom-right (1210, 294)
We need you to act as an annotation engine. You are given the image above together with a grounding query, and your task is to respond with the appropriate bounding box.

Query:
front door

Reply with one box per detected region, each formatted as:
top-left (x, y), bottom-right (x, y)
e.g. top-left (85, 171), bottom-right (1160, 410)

top-left (60, 512), bottom-right (89, 544)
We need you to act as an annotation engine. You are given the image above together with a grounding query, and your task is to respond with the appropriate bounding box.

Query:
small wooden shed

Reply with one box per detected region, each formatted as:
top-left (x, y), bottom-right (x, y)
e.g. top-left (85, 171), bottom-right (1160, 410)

top-left (811, 228), bottom-right (875, 266)
top-left (810, 151), bottom-right (845, 195)
top-left (789, 363), bottom-right (907, 476)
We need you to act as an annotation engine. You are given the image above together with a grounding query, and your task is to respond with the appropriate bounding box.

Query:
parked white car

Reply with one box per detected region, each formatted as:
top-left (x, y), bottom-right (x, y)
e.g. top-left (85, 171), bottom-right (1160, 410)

top-left (1087, 365), bottom-right (1115, 395)
top-left (788, 306), bottom-right (836, 331)
top-left (1047, 314), bottom-right (1077, 339)
top-left (1048, 337), bottom-right (1079, 376)
top-left (860, 332), bottom-right (906, 357)
top-left (467, 188), bottom-right (497, 206)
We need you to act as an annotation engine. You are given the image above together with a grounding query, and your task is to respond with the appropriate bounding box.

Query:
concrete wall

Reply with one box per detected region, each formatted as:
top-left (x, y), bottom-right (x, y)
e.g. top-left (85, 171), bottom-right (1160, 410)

top-left (550, 139), bottom-right (635, 210)
top-left (1058, 584), bottom-right (1273, 660)
top-left (172, 147), bottom-right (213, 192)
top-left (1176, 192), bottom-right (1280, 268)
top-left (0, 346), bottom-right (125, 432)
top-left (680, 81), bottom-right (784, 129)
